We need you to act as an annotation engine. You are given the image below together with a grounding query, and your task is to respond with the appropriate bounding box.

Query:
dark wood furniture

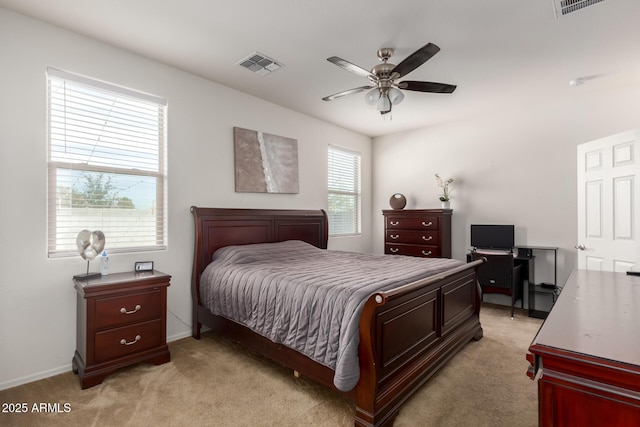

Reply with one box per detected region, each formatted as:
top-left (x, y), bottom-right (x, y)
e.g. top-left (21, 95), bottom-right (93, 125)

top-left (191, 207), bottom-right (485, 427)
top-left (471, 251), bottom-right (523, 319)
top-left (515, 246), bottom-right (559, 319)
top-left (382, 209), bottom-right (452, 258)
top-left (527, 269), bottom-right (640, 426)
top-left (72, 270), bottom-right (171, 389)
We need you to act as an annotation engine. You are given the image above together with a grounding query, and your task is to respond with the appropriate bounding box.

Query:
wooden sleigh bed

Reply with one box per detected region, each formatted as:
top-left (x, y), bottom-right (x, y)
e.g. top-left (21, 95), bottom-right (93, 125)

top-left (190, 207), bottom-right (485, 427)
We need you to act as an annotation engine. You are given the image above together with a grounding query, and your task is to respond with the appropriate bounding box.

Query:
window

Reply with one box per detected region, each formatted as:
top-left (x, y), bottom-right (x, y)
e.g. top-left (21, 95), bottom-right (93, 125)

top-left (47, 68), bottom-right (167, 257)
top-left (328, 145), bottom-right (361, 236)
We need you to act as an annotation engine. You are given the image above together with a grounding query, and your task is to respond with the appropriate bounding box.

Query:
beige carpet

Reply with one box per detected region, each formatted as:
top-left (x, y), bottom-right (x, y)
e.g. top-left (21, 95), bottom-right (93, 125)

top-left (0, 303), bottom-right (542, 427)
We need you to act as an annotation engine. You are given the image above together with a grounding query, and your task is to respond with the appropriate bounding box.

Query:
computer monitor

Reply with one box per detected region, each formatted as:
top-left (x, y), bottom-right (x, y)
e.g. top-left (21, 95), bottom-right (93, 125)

top-left (470, 224), bottom-right (514, 250)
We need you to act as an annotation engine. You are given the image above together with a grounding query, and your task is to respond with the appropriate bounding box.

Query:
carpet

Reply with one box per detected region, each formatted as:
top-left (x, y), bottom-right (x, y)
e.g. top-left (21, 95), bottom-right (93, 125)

top-left (0, 303), bottom-right (542, 427)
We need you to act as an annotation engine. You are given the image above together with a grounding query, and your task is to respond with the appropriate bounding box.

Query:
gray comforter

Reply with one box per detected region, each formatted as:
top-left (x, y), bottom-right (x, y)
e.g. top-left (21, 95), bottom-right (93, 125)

top-left (200, 240), bottom-right (463, 391)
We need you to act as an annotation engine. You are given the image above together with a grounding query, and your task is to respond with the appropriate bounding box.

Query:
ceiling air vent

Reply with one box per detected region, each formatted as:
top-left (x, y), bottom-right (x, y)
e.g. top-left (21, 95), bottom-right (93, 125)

top-left (237, 52), bottom-right (283, 76)
top-left (552, 0), bottom-right (605, 17)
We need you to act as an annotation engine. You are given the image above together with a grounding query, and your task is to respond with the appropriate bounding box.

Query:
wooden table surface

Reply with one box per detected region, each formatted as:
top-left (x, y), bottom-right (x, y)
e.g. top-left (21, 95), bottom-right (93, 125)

top-left (530, 268), bottom-right (640, 366)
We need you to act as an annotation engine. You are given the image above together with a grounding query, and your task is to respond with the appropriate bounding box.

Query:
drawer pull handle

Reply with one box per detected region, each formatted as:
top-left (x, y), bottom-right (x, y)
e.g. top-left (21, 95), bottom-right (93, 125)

top-left (422, 235), bottom-right (433, 241)
top-left (421, 221), bottom-right (433, 227)
top-left (390, 234), bottom-right (400, 240)
top-left (120, 335), bottom-right (141, 346)
top-left (390, 248), bottom-right (399, 253)
top-left (120, 304), bottom-right (142, 315)
top-left (390, 221), bottom-right (400, 226)
top-left (422, 250), bottom-right (433, 256)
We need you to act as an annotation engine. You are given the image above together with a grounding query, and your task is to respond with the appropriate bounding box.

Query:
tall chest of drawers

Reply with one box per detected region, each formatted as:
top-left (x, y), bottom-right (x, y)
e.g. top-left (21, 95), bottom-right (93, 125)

top-left (382, 209), bottom-right (452, 258)
top-left (72, 270), bottom-right (171, 389)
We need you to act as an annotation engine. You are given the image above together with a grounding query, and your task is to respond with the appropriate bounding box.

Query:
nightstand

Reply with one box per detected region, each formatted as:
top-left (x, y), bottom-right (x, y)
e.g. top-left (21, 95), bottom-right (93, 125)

top-left (72, 270), bottom-right (171, 389)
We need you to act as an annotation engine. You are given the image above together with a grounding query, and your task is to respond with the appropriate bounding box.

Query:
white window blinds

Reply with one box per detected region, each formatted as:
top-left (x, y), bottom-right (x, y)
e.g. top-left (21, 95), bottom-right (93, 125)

top-left (328, 145), bottom-right (361, 236)
top-left (47, 68), bottom-right (168, 257)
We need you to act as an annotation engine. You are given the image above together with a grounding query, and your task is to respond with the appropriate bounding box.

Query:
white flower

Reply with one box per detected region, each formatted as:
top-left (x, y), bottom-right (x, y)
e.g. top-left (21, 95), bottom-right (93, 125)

top-left (435, 174), bottom-right (454, 202)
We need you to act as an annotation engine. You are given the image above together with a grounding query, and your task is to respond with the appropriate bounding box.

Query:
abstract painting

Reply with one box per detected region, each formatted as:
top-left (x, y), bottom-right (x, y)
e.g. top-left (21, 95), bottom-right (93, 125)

top-left (233, 127), bottom-right (299, 193)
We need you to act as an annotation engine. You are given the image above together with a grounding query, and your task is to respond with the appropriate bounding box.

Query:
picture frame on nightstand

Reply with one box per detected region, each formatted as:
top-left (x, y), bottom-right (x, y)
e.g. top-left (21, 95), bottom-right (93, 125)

top-left (135, 261), bottom-right (154, 272)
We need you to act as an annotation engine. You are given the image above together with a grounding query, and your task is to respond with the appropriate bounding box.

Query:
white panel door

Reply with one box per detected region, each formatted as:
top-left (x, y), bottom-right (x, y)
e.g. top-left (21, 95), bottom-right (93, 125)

top-left (577, 130), bottom-right (639, 271)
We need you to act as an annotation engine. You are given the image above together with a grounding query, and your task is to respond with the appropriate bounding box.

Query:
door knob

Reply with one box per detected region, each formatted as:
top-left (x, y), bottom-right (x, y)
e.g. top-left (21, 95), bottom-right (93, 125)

top-left (575, 244), bottom-right (586, 250)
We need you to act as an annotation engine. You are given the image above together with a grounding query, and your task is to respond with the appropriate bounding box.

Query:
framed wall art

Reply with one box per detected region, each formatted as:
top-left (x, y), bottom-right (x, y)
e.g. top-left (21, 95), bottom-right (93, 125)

top-left (233, 127), bottom-right (299, 193)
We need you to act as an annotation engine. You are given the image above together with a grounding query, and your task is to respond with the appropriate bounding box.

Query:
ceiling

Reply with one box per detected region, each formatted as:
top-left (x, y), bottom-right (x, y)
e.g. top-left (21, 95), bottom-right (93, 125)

top-left (2, 0), bottom-right (640, 137)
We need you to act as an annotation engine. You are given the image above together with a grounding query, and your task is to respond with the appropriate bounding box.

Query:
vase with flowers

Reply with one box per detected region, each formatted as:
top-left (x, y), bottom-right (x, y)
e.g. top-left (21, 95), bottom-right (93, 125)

top-left (435, 173), bottom-right (454, 209)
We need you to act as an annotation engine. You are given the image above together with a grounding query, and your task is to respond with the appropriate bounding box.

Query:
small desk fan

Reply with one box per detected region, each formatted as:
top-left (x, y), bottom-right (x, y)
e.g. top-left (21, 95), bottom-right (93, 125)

top-left (73, 230), bottom-right (105, 281)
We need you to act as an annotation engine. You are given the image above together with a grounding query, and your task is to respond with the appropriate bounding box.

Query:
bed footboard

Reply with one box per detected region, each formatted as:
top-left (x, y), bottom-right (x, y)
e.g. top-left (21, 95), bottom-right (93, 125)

top-left (354, 259), bottom-right (485, 427)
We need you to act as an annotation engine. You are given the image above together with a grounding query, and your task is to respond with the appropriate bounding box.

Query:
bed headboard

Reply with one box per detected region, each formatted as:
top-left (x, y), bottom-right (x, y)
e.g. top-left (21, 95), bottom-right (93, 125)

top-left (190, 207), bottom-right (328, 304)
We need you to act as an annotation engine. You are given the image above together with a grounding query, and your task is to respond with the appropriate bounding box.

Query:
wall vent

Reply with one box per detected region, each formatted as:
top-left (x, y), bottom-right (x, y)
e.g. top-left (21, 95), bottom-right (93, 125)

top-left (237, 52), bottom-right (283, 76)
top-left (552, 0), bottom-right (605, 17)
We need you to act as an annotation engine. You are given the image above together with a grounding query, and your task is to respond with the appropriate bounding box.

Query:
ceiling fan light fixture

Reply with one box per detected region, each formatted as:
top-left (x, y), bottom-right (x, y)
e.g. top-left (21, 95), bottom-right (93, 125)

top-left (323, 42), bottom-right (455, 115)
top-left (388, 87), bottom-right (404, 105)
top-left (365, 88), bottom-right (381, 105)
top-left (377, 94), bottom-right (391, 114)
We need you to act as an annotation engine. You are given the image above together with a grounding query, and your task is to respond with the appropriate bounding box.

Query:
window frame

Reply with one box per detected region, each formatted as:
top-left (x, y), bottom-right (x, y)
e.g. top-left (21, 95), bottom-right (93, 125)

top-left (46, 68), bottom-right (168, 257)
top-left (327, 145), bottom-right (362, 237)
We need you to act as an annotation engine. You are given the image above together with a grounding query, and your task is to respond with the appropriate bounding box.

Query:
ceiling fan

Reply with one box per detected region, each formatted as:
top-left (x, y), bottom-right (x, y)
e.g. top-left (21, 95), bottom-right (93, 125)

top-left (322, 42), bottom-right (456, 115)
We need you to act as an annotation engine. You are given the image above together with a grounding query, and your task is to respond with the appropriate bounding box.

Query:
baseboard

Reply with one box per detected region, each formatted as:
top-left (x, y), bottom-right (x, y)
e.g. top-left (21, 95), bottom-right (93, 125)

top-left (0, 364), bottom-right (72, 391)
top-left (167, 330), bottom-right (192, 342)
top-left (0, 331), bottom-right (194, 391)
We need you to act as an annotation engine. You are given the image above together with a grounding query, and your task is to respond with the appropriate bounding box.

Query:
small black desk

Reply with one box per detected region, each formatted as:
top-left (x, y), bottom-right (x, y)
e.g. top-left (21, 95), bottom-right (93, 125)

top-left (468, 246), bottom-right (560, 319)
top-left (514, 246), bottom-right (559, 319)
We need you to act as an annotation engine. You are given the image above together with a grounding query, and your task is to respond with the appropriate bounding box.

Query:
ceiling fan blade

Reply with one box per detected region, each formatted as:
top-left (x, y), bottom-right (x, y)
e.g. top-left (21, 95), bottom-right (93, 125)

top-left (391, 43), bottom-right (440, 78)
top-left (327, 56), bottom-right (376, 79)
top-left (322, 85), bottom-right (374, 101)
top-left (397, 81), bottom-right (457, 94)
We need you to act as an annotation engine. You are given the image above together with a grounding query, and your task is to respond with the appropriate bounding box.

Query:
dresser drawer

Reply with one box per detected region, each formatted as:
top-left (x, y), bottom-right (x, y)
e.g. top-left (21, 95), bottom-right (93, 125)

top-left (386, 230), bottom-right (439, 245)
top-left (95, 290), bottom-right (162, 330)
top-left (386, 216), bottom-right (439, 230)
top-left (385, 244), bottom-right (441, 258)
top-left (94, 319), bottom-right (162, 363)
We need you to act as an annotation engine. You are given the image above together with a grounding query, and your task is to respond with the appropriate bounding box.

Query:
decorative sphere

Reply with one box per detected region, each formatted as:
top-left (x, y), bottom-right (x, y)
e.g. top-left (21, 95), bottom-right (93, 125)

top-left (389, 193), bottom-right (407, 210)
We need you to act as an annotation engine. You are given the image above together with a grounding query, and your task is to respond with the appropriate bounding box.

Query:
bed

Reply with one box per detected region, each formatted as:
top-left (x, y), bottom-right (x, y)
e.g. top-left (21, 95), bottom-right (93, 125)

top-left (191, 207), bottom-right (485, 427)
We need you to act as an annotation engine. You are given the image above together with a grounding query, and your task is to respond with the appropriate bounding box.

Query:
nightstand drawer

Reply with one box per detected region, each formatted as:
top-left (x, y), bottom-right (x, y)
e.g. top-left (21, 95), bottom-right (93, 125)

top-left (94, 319), bottom-right (162, 363)
top-left (95, 290), bottom-right (161, 330)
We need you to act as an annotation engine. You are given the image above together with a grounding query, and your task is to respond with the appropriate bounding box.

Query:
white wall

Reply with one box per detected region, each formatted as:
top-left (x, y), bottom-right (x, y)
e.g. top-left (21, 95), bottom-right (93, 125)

top-left (372, 82), bottom-right (640, 292)
top-left (0, 9), bottom-right (372, 389)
